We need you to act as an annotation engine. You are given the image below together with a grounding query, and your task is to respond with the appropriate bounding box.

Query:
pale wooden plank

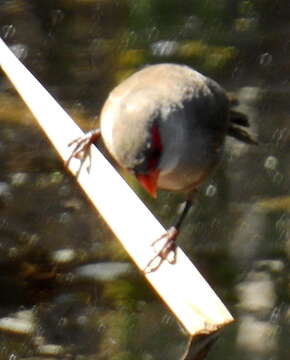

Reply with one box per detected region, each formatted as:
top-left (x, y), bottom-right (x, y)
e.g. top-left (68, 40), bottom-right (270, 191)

top-left (0, 38), bottom-right (234, 335)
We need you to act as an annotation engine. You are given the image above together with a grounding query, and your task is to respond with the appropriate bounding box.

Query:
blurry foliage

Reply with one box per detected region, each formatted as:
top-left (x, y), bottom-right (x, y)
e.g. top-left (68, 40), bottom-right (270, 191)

top-left (0, 0), bottom-right (271, 114)
top-left (239, 0), bottom-right (256, 17)
top-left (178, 41), bottom-right (238, 72)
top-left (257, 196), bottom-right (290, 213)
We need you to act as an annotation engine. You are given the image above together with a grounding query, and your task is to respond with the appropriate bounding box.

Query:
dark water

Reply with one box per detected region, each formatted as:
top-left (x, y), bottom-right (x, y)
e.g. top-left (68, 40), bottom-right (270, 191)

top-left (0, 1), bottom-right (290, 359)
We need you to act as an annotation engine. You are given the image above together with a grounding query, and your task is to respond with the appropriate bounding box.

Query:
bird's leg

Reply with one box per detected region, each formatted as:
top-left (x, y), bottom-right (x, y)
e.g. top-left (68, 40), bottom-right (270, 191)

top-left (144, 195), bottom-right (195, 273)
top-left (66, 129), bottom-right (101, 174)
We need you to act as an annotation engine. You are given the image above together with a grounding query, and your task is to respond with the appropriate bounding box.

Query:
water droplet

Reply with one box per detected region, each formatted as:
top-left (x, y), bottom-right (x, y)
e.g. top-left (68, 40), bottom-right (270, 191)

top-left (206, 184), bottom-right (217, 197)
top-left (180, 15), bottom-right (201, 36)
top-left (259, 52), bottom-right (272, 66)
top-left (273, 171), bottom-right (283, 185)
top-left (11, 172), bottom-right (29, 186)
top-left (97, 322), bottom-right (106, 332)
top-left (58, 212), bottom-right (71, 224)
top-left (232, 65), bottom-right (243, 79)
top-left (58, 184), bottom-right (71, 196)
top-left (146, 27), bottom-right (159, 41)
top-left (9, 44), bottom-right (28, 60)
top-left (275, 215), bottom-right (285, 231)
top-left (151, 40), bottom-right (178, 57)
top-left (57, 317), bottom-right (68, 327)
top-left (77, 315), bottom-right (87, 325)
top-left (28, 234), bottom-right (40, 246)
top-left (0, 182), bottom-right (11, 200)
top-left (264, 156), bottom-right (278, 170)
top-left (72, 101), bottom-right (84, 111)
top-left (2, 24), bottom-right (15, 39)
top-left (9, 247), bottom-right (18, 258)
top-left (51, 9), bottom-right (64, 26)
top-left (161, 314), bottom-right (172, 325)
top-left (272, 127), bottom-right (289, 144)
top-left (270, 305), bottom-right (282, 324)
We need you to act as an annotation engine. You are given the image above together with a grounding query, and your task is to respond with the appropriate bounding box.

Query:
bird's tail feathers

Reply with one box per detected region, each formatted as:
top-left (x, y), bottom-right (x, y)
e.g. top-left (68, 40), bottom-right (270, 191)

top-left (227, 109), bottom-right (257, 145)
top-left (229, 110), bottom-right (250, 127)
top-left (227, 125), bottom-right (258, 145)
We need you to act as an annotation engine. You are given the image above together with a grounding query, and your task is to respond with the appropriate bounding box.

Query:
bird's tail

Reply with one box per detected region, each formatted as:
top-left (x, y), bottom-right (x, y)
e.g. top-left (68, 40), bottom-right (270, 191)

top-left (227, 109), bottom-right (258, 145)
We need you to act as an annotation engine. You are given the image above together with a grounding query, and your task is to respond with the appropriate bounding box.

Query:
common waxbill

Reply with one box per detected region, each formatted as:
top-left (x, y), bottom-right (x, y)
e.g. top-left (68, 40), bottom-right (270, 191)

top-left (68, 63), bottom-right (256, 271)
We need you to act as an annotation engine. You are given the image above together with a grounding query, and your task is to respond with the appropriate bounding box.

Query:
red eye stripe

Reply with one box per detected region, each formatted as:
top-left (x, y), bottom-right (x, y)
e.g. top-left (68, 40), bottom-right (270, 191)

top-left (151, 122), bottom-right (162, 151)
top-left (148, 123), bottom-right (163, 170)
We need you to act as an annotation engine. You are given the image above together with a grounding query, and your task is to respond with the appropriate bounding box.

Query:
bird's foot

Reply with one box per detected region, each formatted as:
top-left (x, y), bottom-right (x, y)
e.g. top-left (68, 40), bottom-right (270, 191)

top-left (66, 129), bottom-right (100, 174)
top-left (144, 227), bottom-right (178, 273)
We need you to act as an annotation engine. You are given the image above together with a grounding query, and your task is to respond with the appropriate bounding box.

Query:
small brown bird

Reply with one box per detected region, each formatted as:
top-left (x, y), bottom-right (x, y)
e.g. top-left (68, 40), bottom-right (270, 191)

top-left (69, 63), bottom-right (256, 271)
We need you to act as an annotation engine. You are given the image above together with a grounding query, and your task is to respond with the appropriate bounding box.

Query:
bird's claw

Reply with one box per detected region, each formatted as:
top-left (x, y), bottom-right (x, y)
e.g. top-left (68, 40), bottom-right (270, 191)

top-left (144, 227), bottom-right (178, 273)
top-left (66, 130), bottom-right (100, 175)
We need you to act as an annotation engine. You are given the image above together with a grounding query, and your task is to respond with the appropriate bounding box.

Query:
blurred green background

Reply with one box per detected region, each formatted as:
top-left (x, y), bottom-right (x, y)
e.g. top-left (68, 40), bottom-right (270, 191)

top-left (0, 0), bottom-right (290, 359)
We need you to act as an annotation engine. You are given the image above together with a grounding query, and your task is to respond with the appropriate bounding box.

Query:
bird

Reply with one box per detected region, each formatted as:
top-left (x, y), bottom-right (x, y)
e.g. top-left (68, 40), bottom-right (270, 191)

top-left (68, 63), bottom-right (257, 272)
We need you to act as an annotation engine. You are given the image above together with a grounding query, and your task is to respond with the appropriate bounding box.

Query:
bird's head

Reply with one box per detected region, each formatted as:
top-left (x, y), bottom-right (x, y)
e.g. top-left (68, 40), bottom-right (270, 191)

top-left (110, 103), bottom-right (163, 197)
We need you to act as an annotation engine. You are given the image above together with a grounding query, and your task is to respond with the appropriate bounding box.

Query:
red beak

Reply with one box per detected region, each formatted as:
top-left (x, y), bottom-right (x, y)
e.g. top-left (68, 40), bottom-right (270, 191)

top-left (136, 169), bottom-right (160, 198)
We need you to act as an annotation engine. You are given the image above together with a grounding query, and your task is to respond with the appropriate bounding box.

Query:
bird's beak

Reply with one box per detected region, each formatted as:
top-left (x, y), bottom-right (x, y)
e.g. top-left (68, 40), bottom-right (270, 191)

top-left (136, 169), bottom-right (160, 198)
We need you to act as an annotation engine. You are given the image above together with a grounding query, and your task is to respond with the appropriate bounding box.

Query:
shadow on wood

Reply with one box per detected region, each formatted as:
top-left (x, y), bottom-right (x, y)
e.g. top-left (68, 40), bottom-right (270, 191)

top-left (181, 331), bottom-right (220, 360)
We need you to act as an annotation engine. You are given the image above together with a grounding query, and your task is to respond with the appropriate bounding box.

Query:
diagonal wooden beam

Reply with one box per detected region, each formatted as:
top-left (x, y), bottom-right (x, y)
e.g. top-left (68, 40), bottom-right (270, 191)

top-left (0, 38), bottom-right (234, 336)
